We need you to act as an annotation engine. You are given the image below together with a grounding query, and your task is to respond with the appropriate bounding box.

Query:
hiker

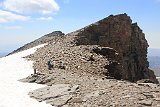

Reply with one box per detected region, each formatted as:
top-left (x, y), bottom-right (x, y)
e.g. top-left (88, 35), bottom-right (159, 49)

top-left (47, 58), bottom-right (53, 70)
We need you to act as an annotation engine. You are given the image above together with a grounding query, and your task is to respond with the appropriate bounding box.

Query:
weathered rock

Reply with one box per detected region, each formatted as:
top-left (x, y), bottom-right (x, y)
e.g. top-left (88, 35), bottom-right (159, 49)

top-left (69, 97), bottom-right (83, 103)
top-left (93, 47), bottom-right (118, 59)
top-left (143, 92), bottom-right (154, 98)
top-left (137, 79), bottom-right (155, 83)
top-left (139, 99), bottom-right (153, 106)
top-left (19, 75), bottom-right (37, 83)
top-left (19, 73), bottom-right (52, 84)
top-left (46, 95), bottom-right (72, 106)
top-left (28, 84), bottom-right (79, 106)
top-left (75, 13), bottom-right (158, 83)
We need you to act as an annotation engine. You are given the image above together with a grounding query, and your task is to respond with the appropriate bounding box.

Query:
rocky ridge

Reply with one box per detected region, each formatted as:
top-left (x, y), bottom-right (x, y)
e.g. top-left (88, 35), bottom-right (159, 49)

top-left (19, 13), bottom-right (160, 106)
top-left (8, 31), bottom-right (64, 55)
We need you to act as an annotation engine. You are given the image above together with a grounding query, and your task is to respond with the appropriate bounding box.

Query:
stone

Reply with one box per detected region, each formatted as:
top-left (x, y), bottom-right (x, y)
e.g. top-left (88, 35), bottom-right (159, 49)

top-left (153, 93), bottom-right (160, 101)
top-left (69, 97), bottom-right (83, 103)
top-left (28, 84), bottom-right (79, 106)
top-left (121, 95), bottom-right (131, 99)
top-left (154, 98), bottom-right (160, 101)
top-left (143, 92), bottom-right (154, 98)
top-left (84, 90), bottom-right (100, 100)
top-left (137, 79), bottom-right (155, 83)
top-left (19, 75), bottom-right (37, 83)
top-left (46, 95), bottom-right (72, 106)
top-left (139, 99), bottom-right (153, 106)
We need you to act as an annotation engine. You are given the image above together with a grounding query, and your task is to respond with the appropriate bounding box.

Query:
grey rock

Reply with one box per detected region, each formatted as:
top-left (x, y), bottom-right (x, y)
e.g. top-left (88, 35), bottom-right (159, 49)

top-left (139, 99), bottom-right (153, 106)
top-left (143, 92), bottom-right (154, 98)
top-left (29, 84), bottom-right (79, 106)
top-left (46, 95), bottom-right (72, 106)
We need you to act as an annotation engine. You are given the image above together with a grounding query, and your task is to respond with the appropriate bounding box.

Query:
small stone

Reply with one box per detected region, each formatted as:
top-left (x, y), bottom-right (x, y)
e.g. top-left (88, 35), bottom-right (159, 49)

top-left (154, 98), bottom-right (160, 101)
top-left (143, 92), bottom-right (154, 98)
top-left (139, 99), bottom-right (153, 106)
top-left (122, 95), bottom-right (131, 99)
top-left (69, 98), bottom-right (83, 103)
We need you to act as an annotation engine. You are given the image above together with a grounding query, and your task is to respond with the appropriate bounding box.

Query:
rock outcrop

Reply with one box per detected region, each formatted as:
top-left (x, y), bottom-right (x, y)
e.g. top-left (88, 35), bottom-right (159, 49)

top-left (74, 13), bottom-right (158, 83)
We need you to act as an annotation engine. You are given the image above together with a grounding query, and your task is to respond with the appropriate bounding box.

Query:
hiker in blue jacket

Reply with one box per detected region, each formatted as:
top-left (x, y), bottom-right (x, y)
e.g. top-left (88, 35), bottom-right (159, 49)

top-left (47, 58), bottom-right (53, 70)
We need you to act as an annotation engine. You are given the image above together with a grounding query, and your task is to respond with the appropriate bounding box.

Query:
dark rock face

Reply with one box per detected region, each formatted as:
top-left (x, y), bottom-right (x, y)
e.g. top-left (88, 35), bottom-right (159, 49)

top-left (75, 13), bottom-right (158, 83)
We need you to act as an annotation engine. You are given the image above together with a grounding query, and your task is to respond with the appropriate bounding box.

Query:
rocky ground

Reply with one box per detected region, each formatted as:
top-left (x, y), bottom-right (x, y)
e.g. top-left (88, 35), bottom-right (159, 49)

top-left (20, 33), bottom-right (160, 107)
top-left (22, 69), bottom-right (160, 107)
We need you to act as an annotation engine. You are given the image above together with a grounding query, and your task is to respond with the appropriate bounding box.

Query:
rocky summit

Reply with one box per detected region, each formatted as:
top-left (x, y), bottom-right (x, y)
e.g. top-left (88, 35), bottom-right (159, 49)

top-left (17, 13), bottom-right (160, 107)
top-left (75, 13), bottom-right (158, 83)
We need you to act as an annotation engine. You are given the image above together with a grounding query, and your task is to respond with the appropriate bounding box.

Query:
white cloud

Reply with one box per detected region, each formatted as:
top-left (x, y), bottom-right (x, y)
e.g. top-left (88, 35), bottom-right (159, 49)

top-left (37, 16), bottom-right (53, 21)
top-left (0, 10), bottom-right (29, 23)
top-left (4, 26), bottom-right (22, 30)
top-left (3, 0), bottom-right (60, 14)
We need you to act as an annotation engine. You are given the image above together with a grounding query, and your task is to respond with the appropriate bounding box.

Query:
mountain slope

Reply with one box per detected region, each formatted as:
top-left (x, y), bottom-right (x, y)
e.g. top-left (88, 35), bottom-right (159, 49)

top-left (8, 31), bottom-right (64, 55)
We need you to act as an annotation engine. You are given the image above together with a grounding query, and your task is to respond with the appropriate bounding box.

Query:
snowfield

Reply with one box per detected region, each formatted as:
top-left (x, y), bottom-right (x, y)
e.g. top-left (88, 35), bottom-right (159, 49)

top-left (0, 44), bottom-right (52, 107)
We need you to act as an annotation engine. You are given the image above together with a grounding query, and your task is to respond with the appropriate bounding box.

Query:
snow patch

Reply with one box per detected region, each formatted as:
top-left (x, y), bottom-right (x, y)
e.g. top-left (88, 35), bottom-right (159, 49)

top-left (0, 44), bottom-right (52, 107)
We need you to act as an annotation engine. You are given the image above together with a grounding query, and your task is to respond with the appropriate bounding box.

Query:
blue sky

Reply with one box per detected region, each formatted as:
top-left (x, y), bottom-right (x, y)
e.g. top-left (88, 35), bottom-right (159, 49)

top-left (0, 0), bottom-right (160, 52)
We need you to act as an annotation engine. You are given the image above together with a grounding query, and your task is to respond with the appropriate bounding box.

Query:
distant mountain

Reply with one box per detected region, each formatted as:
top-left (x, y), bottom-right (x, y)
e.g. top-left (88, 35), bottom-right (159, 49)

top-left (148, 48), bottom-right (160, 77)
top-left (148, 56), bottom-right (160, 76)
top-left (148, 56), bottom-right (160, 68)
